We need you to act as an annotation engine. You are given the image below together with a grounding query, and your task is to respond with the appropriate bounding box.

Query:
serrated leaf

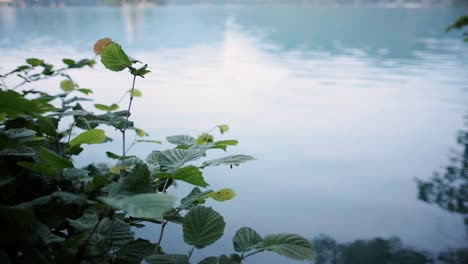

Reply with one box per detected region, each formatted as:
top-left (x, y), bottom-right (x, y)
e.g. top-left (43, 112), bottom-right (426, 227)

top-left (172, 166), bottom-right (208, 187)
top-left (232, 227), bottom-right (263, 252)
top-left (201, 155), bottom-right (255, 168)
top-left (261, 234), bottom-right (316, 260)
top-left (183, 206), bottom-right (225, 249)
top-left (132, 89), bottom-right (142, 97)
top-left (100, 42), bottom-right (132, 72)
top-left (179, 187), bottom-right (213, 210)
top-left (99, 193), bottom-right (176, 219)
top-left (110, 163), bottom-right (153, 195)
top-left (206, 188), bottom-right (236, 202)
top-left (60, 79), bottom-right (75, 92)
top-left (218, 124), bottom-right (229, 134)
top-left (68, 214), bottom-right (98, 232)
top-left (159, 149), bottom-right (206, 171)
top-left (115, 238), bottom-right (155, 263)
top-left (166, 135), bottom-right (196, 146)
top-left (94, 217), bottom-right (134, 248)
top-left (39, 147), bottom-right (74, 169)
top-left (69, 129), bottom-right (106, 147)
top-left (146, 254), bottom-right (189, 264)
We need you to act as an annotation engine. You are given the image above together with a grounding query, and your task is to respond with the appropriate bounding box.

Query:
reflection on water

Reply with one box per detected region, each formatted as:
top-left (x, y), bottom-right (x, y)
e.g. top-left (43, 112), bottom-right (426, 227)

top-left (1, 4), bottom-right (468, 263)
top-left (313, 234), bottom-right (468, 263)
top-left (418, 127), bottom-right (468, 232)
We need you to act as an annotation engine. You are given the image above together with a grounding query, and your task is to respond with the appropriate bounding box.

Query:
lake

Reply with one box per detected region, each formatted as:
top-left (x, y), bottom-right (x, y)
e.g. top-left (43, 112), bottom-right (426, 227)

top-left (1, 4), bottom-right (467, 263)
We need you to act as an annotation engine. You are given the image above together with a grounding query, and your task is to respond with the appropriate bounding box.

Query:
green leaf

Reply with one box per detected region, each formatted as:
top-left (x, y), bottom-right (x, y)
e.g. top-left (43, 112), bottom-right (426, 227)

top-left (62, 58), bottom-right (76, 67)
top-left (261, 234), bottom-right (316, 260)
top-left (137, 139), bottom-right (162, 144)
top-left (134, 64), bottom-right (151, 77)
top-left (94, 103), bottom-right (119, 111)
top-left (17, 161), bottom-right (58, 177)
top-left (135, 128), bottom-right (148, 137)
top-left (39, 147), bottom-right (74, 169)
top-left (132, 89), bottom-right (142, 97)
top-left (68, 214), bottom-right (98, 232)
top-left (60, 79), bottom-right (75, 92)
top-left (215, 140), bottom-right (238, 146)
top-left (159, 149), bottom-right (206, 171)
top-left (179, 187), bottom-right (213, 210)
top-left (218, 124), bottom-right (229, 134)
top-left (197, 133), bottom-right (214, 144)
top-left (77, 88), bottom-right (93, 95)
top-left (166, 135), bottom-right (196, 146)
top-left (94, 217), bottom-right (134, 248)
top-left (26, 58), bottom-right (44, 66)
top-left (0, 176), bottom-right (14, 187)
top-left (100, 42), bottom-right (132, 72)
top-left (0, 90), bottom-right (55, 117)
top-left (232, 227), bottom-right (263, 253)
top-left (201, 155), bottom-right (255, 168)
top-left (4, 128), bottom-right (36, 141)
top-left (99, 193), bottom-right (176, 219)
top-left (183, 206), bottom-right (226, 249)
top-left (146, 151), bottom-right (162, 165)
top-left (206, 188), bottom-right (236, 202)
top-left (69, 129), bottom-right (106, 147)
top-left (219, 254), bottom-right (241, 264)
top-left (172, 166), bottom-right (208, 187)
top-left (0, 112), bottom-right (6, 122)
top-left (446, 16), bottom-right (468, 32)
top-left (110, 163), bottom-right (153, 195)
top-left (0, 146), bottom-right (36, 156)
top-left (106, 151), bottom-right (121, 160)
top-left (115, 238), bottom-right (155, 263)
top-left (146, 254), bottom-right (189, 264)
top-left (35, 222), bottom-right (65, 244)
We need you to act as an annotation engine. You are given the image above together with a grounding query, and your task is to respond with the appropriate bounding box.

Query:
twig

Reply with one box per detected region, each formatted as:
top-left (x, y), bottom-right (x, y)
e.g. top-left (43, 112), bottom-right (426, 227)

top-left (122, 74), bottom-right (137, 161)
top-left (187, 245), bottom-right (196, 261)
top-left (241, 250), bottom-right (264, 260)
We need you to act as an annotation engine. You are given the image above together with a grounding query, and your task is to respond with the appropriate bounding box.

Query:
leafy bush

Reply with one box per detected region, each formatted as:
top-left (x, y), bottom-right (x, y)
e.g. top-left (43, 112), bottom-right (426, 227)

top-left (0, 39), bottom-right (315, 264)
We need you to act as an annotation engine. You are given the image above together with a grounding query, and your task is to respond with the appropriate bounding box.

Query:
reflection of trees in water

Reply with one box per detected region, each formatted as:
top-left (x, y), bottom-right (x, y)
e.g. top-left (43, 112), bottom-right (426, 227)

top-left (417, 129), bottom-right (468, 230)
top-left (312, 235), bottom-right (468, 264)
top-left (312, 124), bottom-right (468, 264)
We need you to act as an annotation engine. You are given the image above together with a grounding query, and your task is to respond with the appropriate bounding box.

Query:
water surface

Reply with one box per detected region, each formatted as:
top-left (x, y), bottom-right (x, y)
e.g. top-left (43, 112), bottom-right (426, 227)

top-left (1, 5), bottom-right (467, 263)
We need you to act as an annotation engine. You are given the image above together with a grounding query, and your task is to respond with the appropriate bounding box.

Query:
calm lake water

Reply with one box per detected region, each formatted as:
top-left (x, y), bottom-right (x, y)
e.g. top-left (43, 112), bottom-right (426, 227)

top-left (1, 4), bottom-right (468, 263)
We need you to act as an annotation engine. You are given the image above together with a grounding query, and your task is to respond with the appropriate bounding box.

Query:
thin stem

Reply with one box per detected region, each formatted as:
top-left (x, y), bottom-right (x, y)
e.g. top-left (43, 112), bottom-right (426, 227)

top-left (187, 245), bottom-right (196, 261)
top-left (241, 250), bottom-right (264, 260)
top-left (154, 219), bottom-right (168, 254)
top-left (153, 208), bottom-right (182, 254)
top-left (161, 178), bottom-right (170, 193)
top-left (76, 217), bottom-right (103, 262)
top-left (122, 74), bottom-right (137, 161)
